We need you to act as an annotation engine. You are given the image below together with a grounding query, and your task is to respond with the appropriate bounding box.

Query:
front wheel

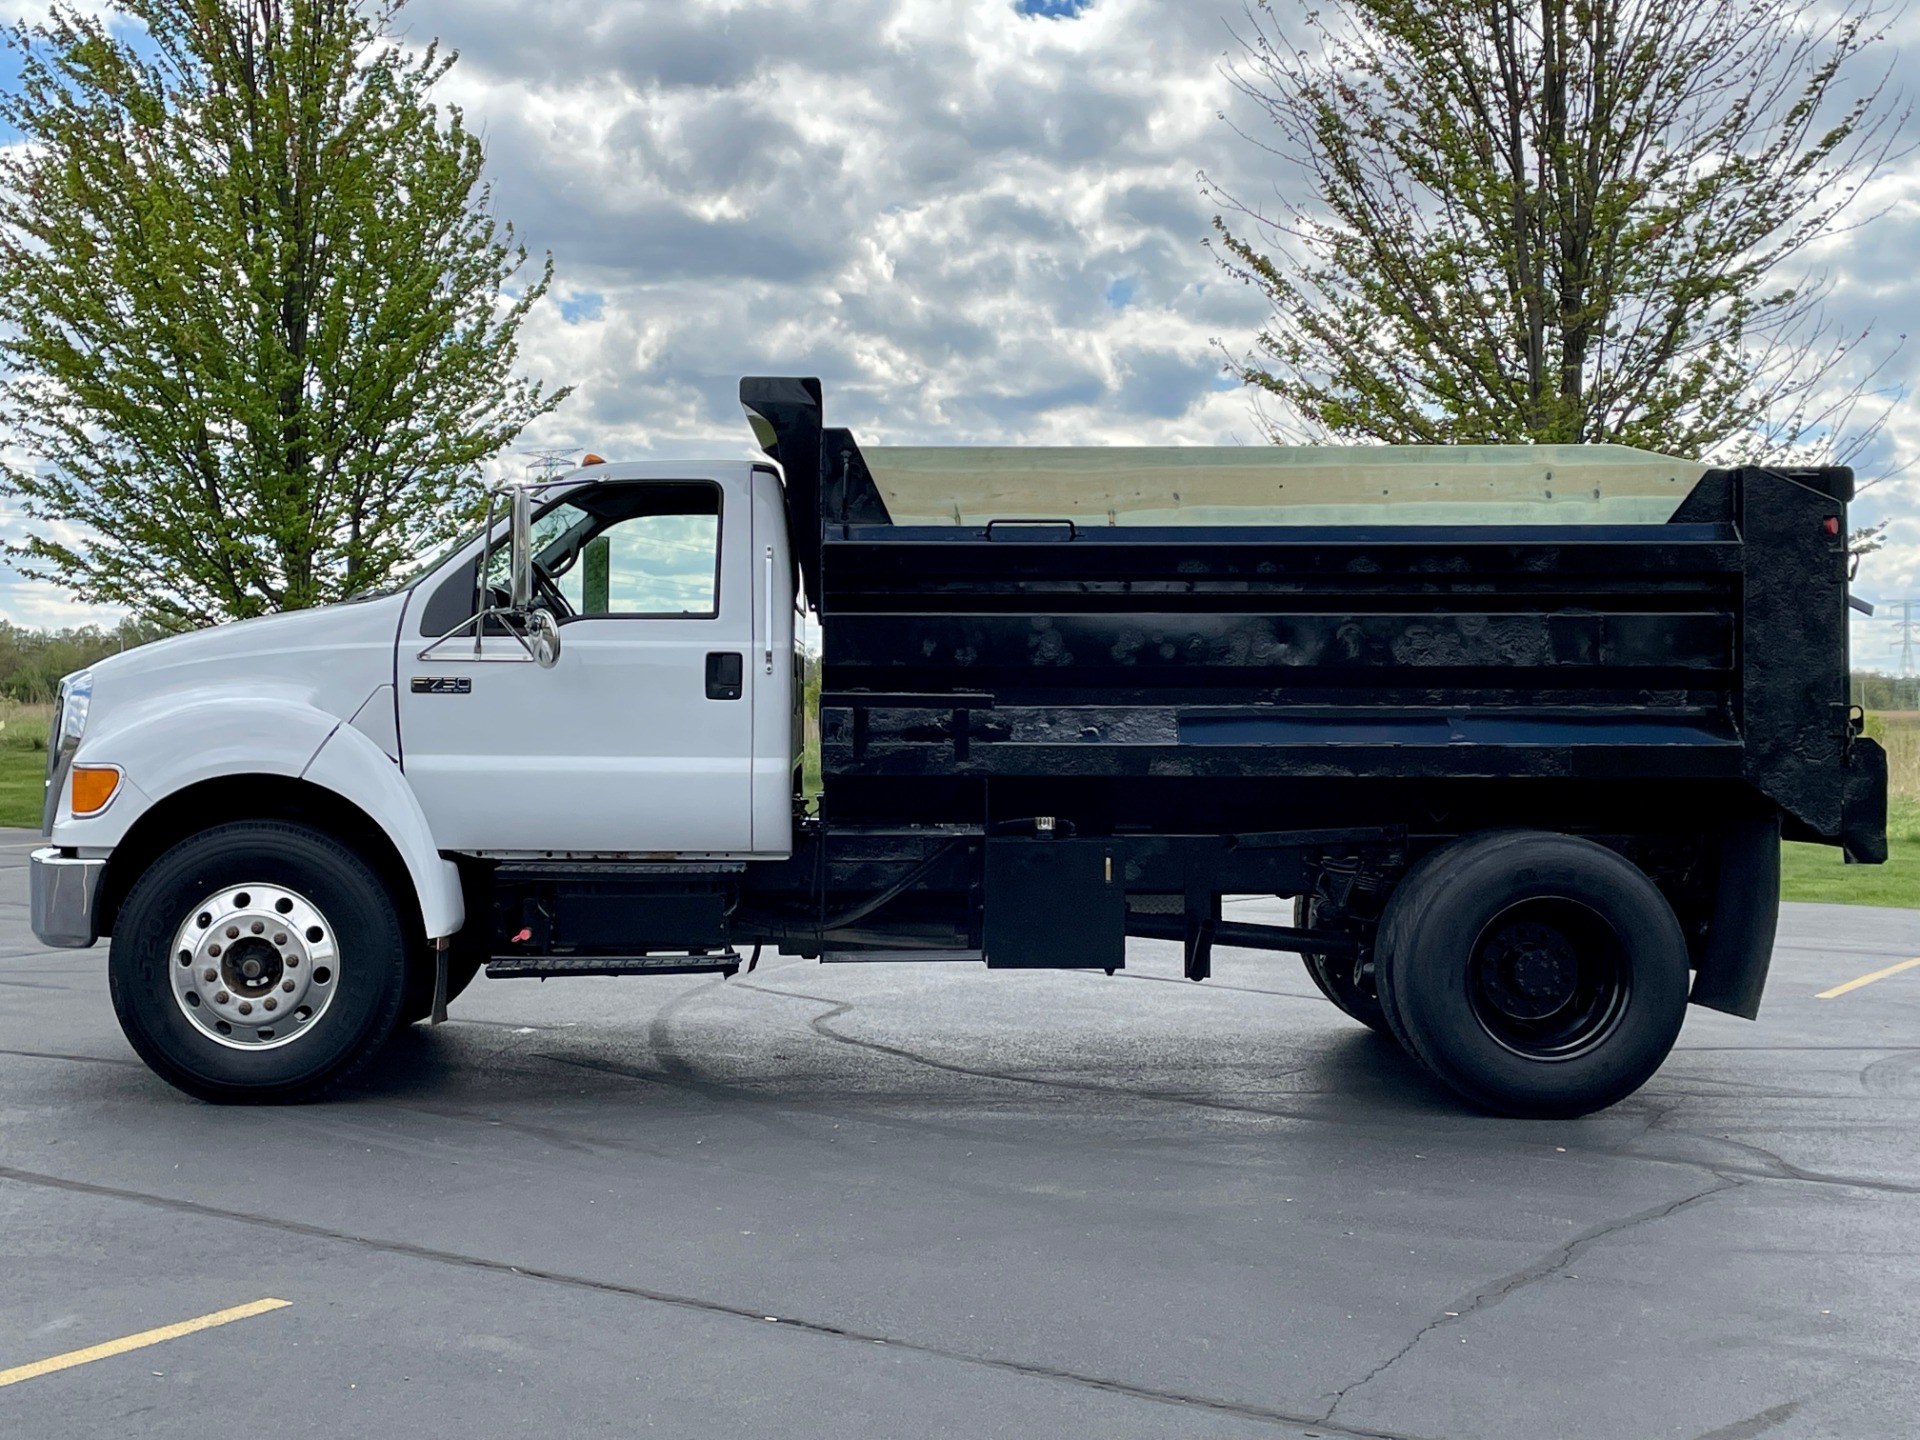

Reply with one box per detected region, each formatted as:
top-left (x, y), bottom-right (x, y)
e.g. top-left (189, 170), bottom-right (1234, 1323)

top-left (109, 821), bottom-right (412, 1103)
top-left (1373, 832), bottom-right (1690, 1118)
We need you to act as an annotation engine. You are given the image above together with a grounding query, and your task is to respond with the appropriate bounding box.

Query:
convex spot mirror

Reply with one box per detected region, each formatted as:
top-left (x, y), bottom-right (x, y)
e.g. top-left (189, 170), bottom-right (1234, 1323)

top-left (525, 607), bottom-right (561, 668)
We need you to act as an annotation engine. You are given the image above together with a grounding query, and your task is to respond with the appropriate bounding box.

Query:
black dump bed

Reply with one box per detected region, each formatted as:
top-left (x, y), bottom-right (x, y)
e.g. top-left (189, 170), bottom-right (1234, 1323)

top-left (742, 378), bottom-right (1886, 861)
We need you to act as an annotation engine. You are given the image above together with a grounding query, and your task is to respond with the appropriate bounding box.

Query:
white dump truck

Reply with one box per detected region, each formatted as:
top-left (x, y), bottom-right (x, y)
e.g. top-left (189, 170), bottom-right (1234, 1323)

top-left (32, 378), bottom-right (1884, 1115)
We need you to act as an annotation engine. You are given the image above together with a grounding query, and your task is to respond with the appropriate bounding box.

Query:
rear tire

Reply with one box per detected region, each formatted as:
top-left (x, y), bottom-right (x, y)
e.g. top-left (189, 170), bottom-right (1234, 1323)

top-left (109, 821), bottom-right (412, 1103)
top-left (1294, 895), bottom-right (1395, 1040)
top-left (1373, 831), bottom-right (1690, 1118)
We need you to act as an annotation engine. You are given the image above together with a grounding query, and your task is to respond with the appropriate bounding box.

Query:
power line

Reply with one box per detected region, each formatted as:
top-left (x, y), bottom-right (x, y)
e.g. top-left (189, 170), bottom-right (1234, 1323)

top-left (521, 447), bottom-right (579, 482)
top-left (1875, 598), bottom-right (1920, 677)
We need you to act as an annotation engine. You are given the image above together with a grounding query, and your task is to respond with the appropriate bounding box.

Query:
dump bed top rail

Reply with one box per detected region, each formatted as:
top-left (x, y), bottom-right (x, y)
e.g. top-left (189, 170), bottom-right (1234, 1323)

top-left (858, 442), bottom-right (1708, 527)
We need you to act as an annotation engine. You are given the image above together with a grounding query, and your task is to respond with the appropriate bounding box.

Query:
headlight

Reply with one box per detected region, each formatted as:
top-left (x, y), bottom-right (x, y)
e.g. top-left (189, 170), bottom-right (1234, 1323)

top-left (59, 671), bottom-right (90, 744)
top-left (42, 669), bottom-right (91, 835)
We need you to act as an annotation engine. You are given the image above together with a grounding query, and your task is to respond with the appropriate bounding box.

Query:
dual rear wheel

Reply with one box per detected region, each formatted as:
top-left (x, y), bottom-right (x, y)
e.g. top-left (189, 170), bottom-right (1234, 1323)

top-left (1301, 831), bottom-right (1692, 1118)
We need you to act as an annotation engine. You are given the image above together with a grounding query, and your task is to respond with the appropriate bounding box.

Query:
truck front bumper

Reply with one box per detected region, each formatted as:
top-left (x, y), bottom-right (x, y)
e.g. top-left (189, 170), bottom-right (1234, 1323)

top-left (30, 847), bottom-right (105, 948)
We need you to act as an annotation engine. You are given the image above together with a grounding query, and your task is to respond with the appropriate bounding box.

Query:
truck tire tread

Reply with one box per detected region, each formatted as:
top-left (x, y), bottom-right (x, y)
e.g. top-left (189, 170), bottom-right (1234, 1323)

top-left (109, 820), bottom-right (411, 1104)
top-left (1374, 831), bottom-right (1689, 1118)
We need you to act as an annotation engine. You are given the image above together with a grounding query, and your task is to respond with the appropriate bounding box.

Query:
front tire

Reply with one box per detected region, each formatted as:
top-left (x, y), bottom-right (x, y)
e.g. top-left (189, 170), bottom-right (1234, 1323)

top-left (109, 821), bottom-right (412, 1103)
top-left (1373, 832), bottom-right (1690, 1118)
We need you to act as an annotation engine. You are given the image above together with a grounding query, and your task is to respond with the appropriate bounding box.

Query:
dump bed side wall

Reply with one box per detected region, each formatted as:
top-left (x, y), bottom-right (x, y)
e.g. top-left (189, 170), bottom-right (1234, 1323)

top-left (816, 466), bottom-right (1864, 847)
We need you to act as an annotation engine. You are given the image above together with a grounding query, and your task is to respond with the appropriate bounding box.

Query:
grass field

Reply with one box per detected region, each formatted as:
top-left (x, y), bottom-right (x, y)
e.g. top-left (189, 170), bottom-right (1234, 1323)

top-left (9, 698), bottom-right (1919, 908)
top-left (1780, 713), bottom-right (1920, 907)
top-left (0, 702), bottom-right (48, 832)
top-left (1781, 795), bottom-right (1920, 907)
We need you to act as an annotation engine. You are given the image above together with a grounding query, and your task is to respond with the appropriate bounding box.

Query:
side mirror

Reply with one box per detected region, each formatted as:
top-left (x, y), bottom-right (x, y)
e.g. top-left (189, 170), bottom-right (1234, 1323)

top-left (508, 483), bottom-right (534, 611)
top-left (419, 481), bottom-right (562, 668)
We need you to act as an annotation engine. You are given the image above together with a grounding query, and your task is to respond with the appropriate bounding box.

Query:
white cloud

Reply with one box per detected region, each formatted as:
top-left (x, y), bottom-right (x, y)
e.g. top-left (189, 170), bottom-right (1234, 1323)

top-left (1, 0), bottom-right (1916, 650)
top-left (403, 0), bottom-right (1267, 467)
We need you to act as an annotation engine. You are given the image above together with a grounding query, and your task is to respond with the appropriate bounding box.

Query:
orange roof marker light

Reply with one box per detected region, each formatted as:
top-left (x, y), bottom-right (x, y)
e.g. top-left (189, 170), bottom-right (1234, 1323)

top-left (580, 453), bottom-right (606, 466)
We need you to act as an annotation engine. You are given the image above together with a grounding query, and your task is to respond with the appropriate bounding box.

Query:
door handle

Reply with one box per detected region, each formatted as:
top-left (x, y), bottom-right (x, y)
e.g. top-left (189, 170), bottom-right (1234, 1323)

top-left (706, 652), bottom-right (744, 700)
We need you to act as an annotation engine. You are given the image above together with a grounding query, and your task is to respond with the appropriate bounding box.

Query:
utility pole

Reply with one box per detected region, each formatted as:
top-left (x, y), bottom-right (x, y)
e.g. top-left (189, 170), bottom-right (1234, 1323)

top-left (1868, 599), bottom-right (1920, 709)
top-left (522, 447), bottom-right (578, 483)
top-left (1888, 599), bottom-right (1920, 678)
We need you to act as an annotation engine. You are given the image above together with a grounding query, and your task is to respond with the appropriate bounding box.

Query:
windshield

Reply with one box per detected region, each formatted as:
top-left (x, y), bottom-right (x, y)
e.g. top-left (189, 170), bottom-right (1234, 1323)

top-left (341, 525), bottom-right (484, 603)
top-left (861, 444), bottom-right (1708, 527)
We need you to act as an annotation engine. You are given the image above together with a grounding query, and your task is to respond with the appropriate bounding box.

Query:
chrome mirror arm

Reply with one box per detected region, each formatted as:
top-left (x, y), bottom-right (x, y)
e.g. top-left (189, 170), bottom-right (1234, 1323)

top-left (416, 479), bottom-right (567, 668)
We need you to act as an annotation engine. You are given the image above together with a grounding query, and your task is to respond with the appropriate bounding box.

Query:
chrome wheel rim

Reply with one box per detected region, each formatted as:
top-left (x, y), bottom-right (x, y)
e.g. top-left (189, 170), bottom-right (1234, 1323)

top-left (168, 883), bottom-right (339, 1050)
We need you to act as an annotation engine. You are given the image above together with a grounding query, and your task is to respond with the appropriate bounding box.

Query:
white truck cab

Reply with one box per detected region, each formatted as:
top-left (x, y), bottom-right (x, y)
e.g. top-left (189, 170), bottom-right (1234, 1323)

top-left (32, 458), bottom-right (798, 1099)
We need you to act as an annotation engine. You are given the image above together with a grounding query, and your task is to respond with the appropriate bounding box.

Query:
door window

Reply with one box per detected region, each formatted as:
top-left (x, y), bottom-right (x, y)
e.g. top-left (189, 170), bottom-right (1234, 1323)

top-left (455, 481), bottom-right (722, 625)
top-left (556, 510), bottom-right (719, 617)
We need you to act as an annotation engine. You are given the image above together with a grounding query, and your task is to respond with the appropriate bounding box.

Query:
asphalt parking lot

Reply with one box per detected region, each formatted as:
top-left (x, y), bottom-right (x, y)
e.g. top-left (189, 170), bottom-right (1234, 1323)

top-left (1, 828), bottom-right (1916, 1440)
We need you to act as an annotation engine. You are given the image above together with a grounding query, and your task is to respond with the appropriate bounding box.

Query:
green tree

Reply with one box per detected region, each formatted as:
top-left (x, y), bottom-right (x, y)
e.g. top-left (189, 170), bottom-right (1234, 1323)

top-left (0, 0), bottom-right (568, 625)
top-left (0, 618), bottom-right (172, 703)
top-left (1205, 0), bottom-right (1907, 458)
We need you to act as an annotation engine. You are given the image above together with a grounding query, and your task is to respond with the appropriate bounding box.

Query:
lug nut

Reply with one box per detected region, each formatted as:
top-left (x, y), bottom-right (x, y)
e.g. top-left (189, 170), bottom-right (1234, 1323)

top-left (274, 933), bottom-right (287, 946)
top-left (204, 969), bottom-right (218, 983)
top-left (226, 926), bottom-right (239, 939)
top-left (237, 1001), bottom-right (252, 1015)
top-left (209, 943), bottom-right (222, 957)
top-left (286, 956), bottom-right (299, 968)
top-left (251, 921), bottom-right (265, 934)
top-left (282, 979), bottom-right (296, 993)
top-left (263, 997), bottom-right (277, 1012)
top-left (215, 991), bottom-right (230, 1004)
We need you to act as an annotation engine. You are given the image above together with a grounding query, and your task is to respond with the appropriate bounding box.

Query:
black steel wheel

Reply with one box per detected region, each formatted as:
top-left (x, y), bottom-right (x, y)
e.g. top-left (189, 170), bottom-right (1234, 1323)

top-left (109, 821), bottom-right (412, 1103)
top-left (1294, 895), bottom-right (1395, 1040)
top-left (1373, 831), bottom-right (1689, 1118)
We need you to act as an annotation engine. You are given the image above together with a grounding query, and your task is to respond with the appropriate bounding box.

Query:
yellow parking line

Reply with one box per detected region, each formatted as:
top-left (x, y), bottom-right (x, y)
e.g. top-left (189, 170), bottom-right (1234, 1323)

top-left (1817, 957), bottom-right (1920, 1000)
top-left (0, 1298), bottom-right (289, 1388)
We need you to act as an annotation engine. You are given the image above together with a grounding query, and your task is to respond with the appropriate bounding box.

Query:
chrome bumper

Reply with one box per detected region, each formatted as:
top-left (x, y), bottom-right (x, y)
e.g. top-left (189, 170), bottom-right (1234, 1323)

top-left (30, 847), bottom-right (105, 948)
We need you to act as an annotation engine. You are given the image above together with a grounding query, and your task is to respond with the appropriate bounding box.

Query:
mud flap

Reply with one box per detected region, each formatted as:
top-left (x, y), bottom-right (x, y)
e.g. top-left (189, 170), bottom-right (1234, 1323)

top-left (1689, 815), bottom-right (1781, 1020)
top-left (1842, 735), bottom-right (1888, 865)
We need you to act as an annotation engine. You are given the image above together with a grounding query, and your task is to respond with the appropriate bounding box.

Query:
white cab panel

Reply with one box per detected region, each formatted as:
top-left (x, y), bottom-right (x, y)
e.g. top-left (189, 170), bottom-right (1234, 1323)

top-left (397, 467), bottom-right (760, 855)
top-left (50, 593), bottom-right (408, 851)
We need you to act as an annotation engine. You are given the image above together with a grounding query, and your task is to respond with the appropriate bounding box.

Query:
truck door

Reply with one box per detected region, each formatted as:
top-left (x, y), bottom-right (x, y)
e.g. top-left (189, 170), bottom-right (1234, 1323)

top-left (397, 474), bottom-right (757, 854)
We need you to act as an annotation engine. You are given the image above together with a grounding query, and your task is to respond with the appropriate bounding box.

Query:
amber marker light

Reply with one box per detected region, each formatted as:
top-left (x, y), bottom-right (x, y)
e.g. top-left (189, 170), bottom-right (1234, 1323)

top-left (70, 765), bottom-right (122, 816)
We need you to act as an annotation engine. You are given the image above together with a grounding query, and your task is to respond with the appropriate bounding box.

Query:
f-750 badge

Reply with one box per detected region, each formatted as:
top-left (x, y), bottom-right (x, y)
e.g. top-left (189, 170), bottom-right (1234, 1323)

top-left (411, 677), bottom-right (472, 695)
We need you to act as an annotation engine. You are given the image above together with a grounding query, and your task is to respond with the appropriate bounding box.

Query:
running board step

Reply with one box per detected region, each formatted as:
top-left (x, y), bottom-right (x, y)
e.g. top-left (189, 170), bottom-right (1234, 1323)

top-left (487, 953), bottom-right (742, 980)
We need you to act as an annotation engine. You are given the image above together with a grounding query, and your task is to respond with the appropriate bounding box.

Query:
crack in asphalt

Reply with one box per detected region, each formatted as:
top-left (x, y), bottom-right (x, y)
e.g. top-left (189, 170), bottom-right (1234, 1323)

top-left (734, 981), bottom-right (1325, 1122)
top-left (1320, 1179), bottom-right (1736, 1425)
top-left (0, 1046), bottom-right (141, 1067)
top-left (1619, 1108), bottom-right (1920, 1196)
top-left (0, 1161), bottom-right (1425, 1440)
top-left (1674, 1133), bottom-right (1920, 1196)
top-left (529, 1047), bottom-right (1284, 1192)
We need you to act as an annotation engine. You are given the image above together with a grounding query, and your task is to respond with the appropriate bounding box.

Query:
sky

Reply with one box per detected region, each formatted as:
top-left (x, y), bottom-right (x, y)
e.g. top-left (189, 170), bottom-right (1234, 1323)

top-left (1, 0), bottom-right (1918, 668)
